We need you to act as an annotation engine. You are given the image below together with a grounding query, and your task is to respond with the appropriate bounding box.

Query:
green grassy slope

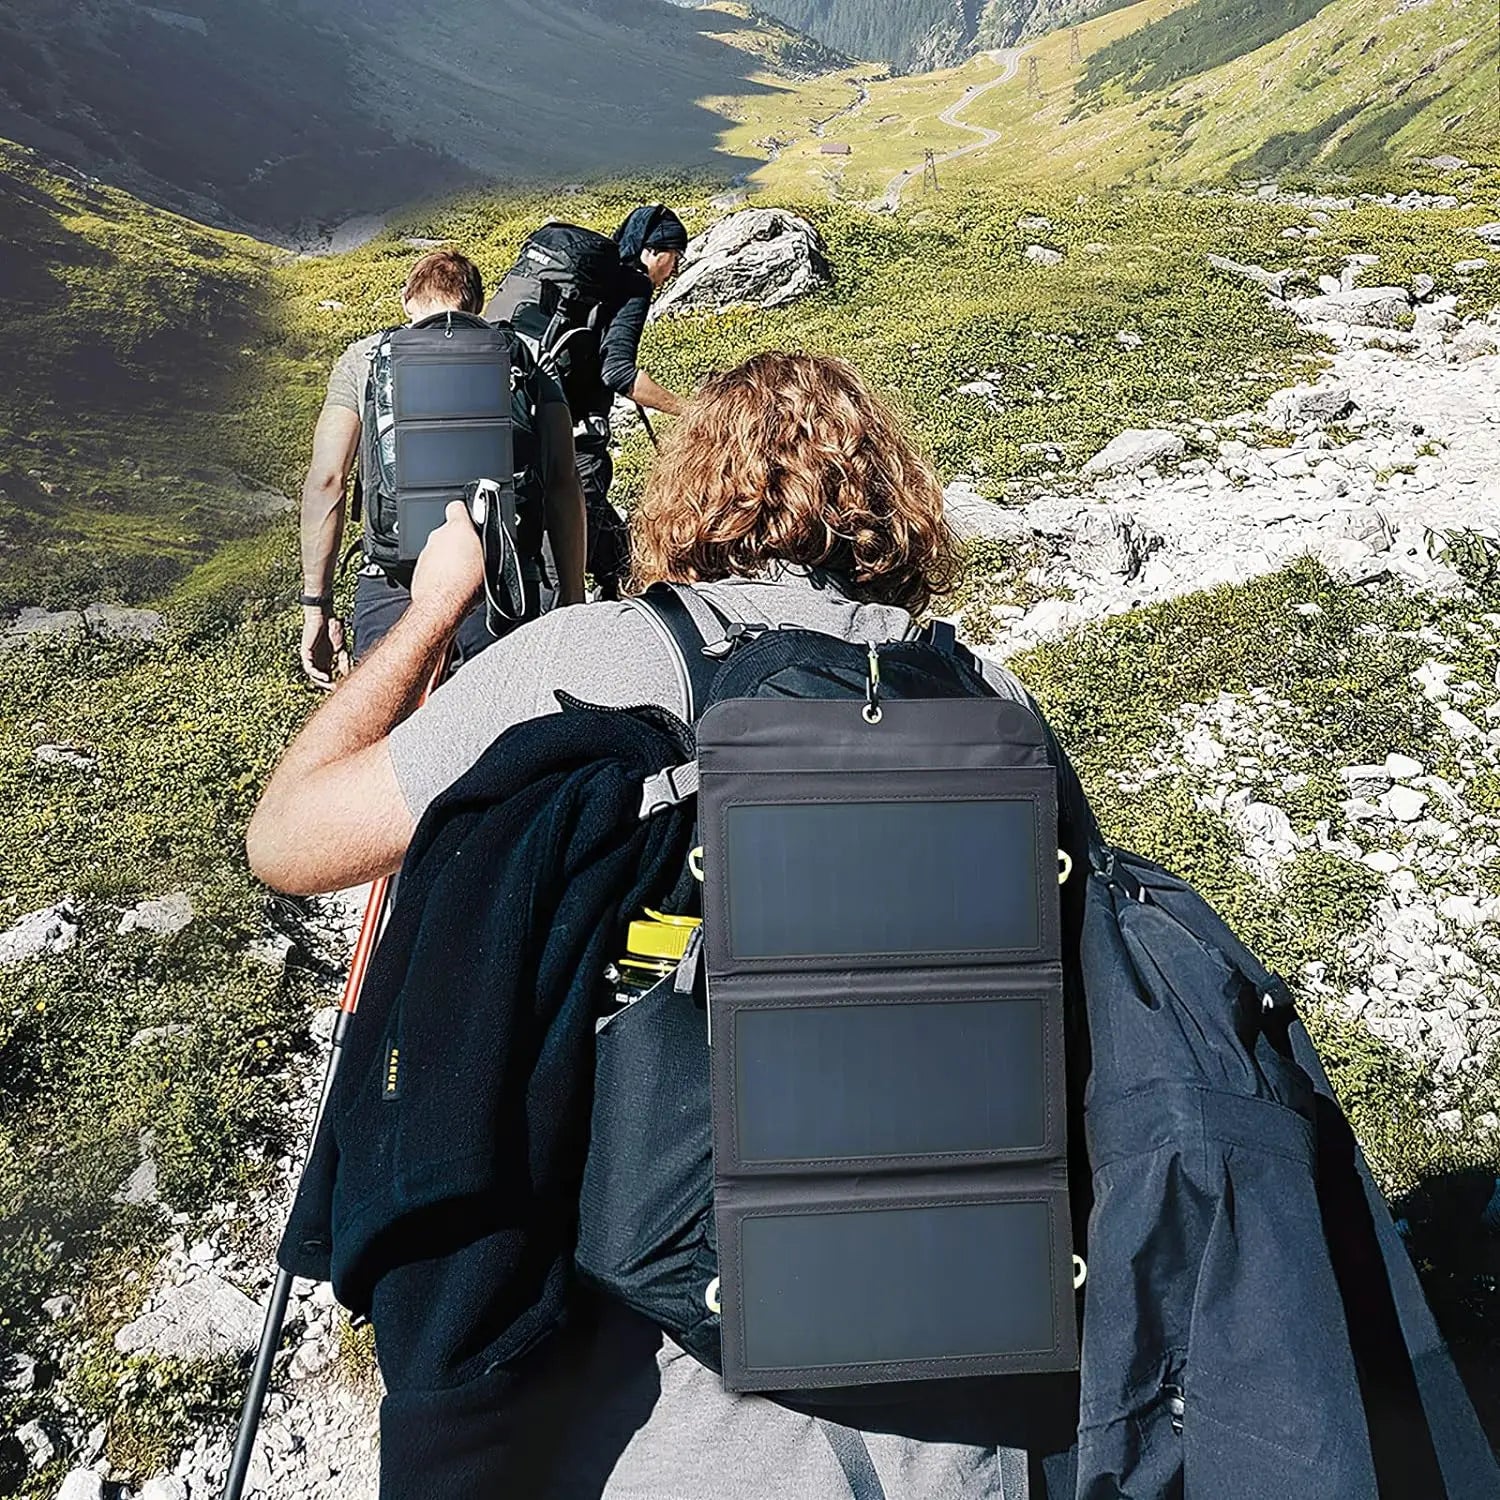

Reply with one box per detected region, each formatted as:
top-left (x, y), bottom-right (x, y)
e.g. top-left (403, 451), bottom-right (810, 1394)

top-left (0, 140), bottom-right (323, 612)
top-left (955, 0), bottom-right (1497, 188)
top-left (739, 0), bottom-right (1494, 199)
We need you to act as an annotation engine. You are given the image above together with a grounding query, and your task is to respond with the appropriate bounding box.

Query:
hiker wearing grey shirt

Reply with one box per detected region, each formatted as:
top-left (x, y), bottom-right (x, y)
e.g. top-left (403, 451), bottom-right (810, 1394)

top-left (249, 352), bottom-right (1040, 1497)
top-left (297, 248), bottom-right (586, 689)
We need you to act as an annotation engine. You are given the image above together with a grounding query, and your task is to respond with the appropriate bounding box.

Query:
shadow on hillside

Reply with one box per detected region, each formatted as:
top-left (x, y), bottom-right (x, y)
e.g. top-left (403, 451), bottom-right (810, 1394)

top-left (0, 0), bottom-right (775, 239)
top-left (1395, 1167), bottom-right (1500, 1455)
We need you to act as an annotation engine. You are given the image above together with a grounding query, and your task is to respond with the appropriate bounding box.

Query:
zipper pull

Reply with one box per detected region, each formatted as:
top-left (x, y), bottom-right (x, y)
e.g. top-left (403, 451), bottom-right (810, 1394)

top-left (674, 926), bottom-right (704, 996)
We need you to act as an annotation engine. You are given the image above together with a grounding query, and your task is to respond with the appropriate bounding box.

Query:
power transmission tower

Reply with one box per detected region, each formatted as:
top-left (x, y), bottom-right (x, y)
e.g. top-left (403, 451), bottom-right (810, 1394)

top-left (1069, 28), bottom-right (1082, 64)
top-left (1025, 56), bottom-right (1040, 97)
top-left (922, 148), bottom-right (940, 193)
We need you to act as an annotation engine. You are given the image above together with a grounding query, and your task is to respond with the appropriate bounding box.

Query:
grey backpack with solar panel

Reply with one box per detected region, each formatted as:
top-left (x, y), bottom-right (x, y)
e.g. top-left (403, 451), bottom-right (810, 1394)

top-left (575, 585), bottom-right (1088, 1447)
top-left (358, 311), bottom-right (532, 572)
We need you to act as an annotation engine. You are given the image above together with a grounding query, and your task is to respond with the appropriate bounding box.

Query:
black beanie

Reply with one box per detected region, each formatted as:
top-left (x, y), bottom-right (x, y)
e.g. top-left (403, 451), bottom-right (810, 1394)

top-left (615, 205), bottom-right (688, 262)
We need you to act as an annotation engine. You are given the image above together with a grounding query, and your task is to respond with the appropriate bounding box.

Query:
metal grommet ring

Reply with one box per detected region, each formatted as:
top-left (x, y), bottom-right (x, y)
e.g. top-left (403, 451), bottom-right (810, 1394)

top-left (689, 847), bottom-right (704, 883)
top-left (1073, 1255), bottom-right (1088, 1290)
top-left (862, 704), bottom-right (883, 725)
top-left (1058, 850), bottom-right (1074, 886)
top-left (705, 1276), bottom-right (721, 1315)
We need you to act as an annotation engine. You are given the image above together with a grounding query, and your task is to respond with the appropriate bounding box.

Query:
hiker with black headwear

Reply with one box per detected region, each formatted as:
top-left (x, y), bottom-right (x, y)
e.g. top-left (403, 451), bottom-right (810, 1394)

top-left (580, 204), bottom-right (689, 597)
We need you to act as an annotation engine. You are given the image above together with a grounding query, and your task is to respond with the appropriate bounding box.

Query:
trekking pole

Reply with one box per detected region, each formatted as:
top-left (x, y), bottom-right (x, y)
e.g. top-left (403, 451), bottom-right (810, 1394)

top-left (635, 403), bottom-right (659, 450)
top-left (222, 872), bottom-right (393, 1500)
top-left (223, 653), bottom-right (450, 1500)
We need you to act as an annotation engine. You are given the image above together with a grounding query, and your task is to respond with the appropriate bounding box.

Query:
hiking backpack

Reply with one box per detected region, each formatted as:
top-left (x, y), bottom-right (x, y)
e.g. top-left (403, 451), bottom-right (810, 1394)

top-left (485, 222), bottom-right (623, 419)
top-left (574, 584), bottom-right (1090, 1449)
top-left (357, 311), bottom-right (536, 573)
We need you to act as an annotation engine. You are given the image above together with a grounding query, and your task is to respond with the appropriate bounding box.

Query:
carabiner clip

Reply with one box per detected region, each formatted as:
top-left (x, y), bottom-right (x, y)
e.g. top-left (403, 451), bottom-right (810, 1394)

top-left (863, 645), bottom-right (883, 725)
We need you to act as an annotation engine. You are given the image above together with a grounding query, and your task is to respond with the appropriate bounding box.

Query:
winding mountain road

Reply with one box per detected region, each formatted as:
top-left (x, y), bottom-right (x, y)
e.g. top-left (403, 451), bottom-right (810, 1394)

top-left (879, 48), bottom-right (1023, 210)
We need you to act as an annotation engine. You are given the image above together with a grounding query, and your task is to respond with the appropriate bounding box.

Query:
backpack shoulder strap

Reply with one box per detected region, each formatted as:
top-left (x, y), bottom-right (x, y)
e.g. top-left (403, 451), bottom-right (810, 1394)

top-left (626, 583), bottom-right (731, 723)
top-left (919, 617), bottom-right (984, 674)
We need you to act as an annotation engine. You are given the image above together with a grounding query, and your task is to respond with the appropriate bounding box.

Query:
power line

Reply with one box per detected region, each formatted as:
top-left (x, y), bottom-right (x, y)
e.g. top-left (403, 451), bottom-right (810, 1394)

top-left (1069, 28), bottom-right (1082, 65)
top-left (922, 148), bottom-right (940, 193)
top-left (1025, 56), bottom-right (1040, 97)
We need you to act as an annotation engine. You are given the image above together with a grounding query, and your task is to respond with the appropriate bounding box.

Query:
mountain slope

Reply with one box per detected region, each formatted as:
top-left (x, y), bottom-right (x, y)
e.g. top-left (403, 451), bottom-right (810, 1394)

top-left (746, 0), bottom-right (1131, 68)
top-left (750, 0), bottom-right (989, 69)
top-left (955, 0), bottom-right (1498, 188)
top-left (0, 138), bottom-right (310, 610)
top-left (0, 0), bottom-right (804, 238)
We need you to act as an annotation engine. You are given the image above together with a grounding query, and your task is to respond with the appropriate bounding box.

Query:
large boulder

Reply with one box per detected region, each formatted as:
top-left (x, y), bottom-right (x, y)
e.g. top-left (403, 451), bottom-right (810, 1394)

top-left (1291, 287), bottom-right (1412, 329)
top-left (1082, 428), bottom-right (1186, 477)
top-left (651, 208), bottom-right (830, 319)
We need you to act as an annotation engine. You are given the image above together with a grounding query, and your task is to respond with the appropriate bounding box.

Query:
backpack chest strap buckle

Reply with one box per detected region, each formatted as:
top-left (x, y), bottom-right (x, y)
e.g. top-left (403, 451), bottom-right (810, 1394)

top-left (639, 760), bottom-right (700, 820)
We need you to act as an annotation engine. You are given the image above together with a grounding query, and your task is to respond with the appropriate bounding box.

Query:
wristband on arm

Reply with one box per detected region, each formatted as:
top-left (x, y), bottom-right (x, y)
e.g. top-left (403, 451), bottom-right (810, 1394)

top-left (300, 593), bottom-right (334, 610)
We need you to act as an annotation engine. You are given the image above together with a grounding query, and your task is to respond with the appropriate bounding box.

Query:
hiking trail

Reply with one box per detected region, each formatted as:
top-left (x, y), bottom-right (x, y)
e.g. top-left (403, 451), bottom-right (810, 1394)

top-left (879, 49), bottom-right (1023, 211)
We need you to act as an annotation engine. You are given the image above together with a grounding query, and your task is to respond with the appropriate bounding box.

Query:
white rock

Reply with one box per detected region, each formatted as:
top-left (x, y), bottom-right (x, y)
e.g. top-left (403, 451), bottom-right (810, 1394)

top-left (56, 1471), bottom-right (105, 1500)
top-left (1413, 661), bottom-right (1452, 701)
top-left (114, 1273), bottom-right (262, 1361)
top-left (1384, 753), bottom-right (1425, 779)
top-left (34, 743), bottom-right (97, 772)
top-left (1437, 1109), bottom-right (1465, 1133)
top-left (138, 1478), bottom-right (189, 1500)
top-left (117, 891), bottom-right (195, 937)
top-left (1440, 707), bottom-right (1482, 740)
top-left (1382, 785), bottom-right (1429, 822)
top-left (652, 208), bottom-right (830, 319)
top-left (941, 480), bottom-right (1030, 544)
top-left (1293, 287), bottom-right (1412, 329)
top-left (114, 1152), bottom-right (160, 1208)
top-left (1024, 244), bottom-right (1064, 266)
top-left (17, 1419), bottom-right (54, 1469)
top-left (0, 901), bottom-right (80, 963)
top-left (1082, 428), bottom-right (1186, 477)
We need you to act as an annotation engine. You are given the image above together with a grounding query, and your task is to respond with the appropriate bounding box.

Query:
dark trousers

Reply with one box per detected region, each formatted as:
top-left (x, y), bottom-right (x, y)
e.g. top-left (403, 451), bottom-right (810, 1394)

top-left (352, 569), bottom-right (529, 667)
top-left (576, 442), bottom-right (630, 600)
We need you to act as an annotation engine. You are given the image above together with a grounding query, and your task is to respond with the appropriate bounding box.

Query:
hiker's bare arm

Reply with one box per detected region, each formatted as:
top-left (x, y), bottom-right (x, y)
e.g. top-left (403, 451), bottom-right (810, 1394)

top-left (540, 403), bottom-right (586, 606)
top-left (628, 373), bottom-right (686, 418)
top-left (300, 406), bottom-right (360, 596)
top-left (299, 406), bottom-right (361, 687)
top-left (249, 503), bottom-right (484, 895)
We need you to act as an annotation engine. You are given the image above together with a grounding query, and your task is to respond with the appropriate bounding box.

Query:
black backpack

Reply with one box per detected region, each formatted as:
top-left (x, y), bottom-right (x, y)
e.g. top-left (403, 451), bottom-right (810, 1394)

top-left (357, 311), bottom-right (540, 573)
top-left (574, 584), bottom-right (1090, 1454)
top-left (485, 222), bottom-right (623, 417)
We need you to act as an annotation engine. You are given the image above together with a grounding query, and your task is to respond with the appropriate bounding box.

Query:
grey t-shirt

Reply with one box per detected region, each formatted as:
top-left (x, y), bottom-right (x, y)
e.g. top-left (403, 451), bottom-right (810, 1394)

top-left (390, 569), bottom-right (1030, 821)
top-left (323, 332), bottom-right (380, 414)
top-left (385, 570), bottom-right (1034, 1499)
